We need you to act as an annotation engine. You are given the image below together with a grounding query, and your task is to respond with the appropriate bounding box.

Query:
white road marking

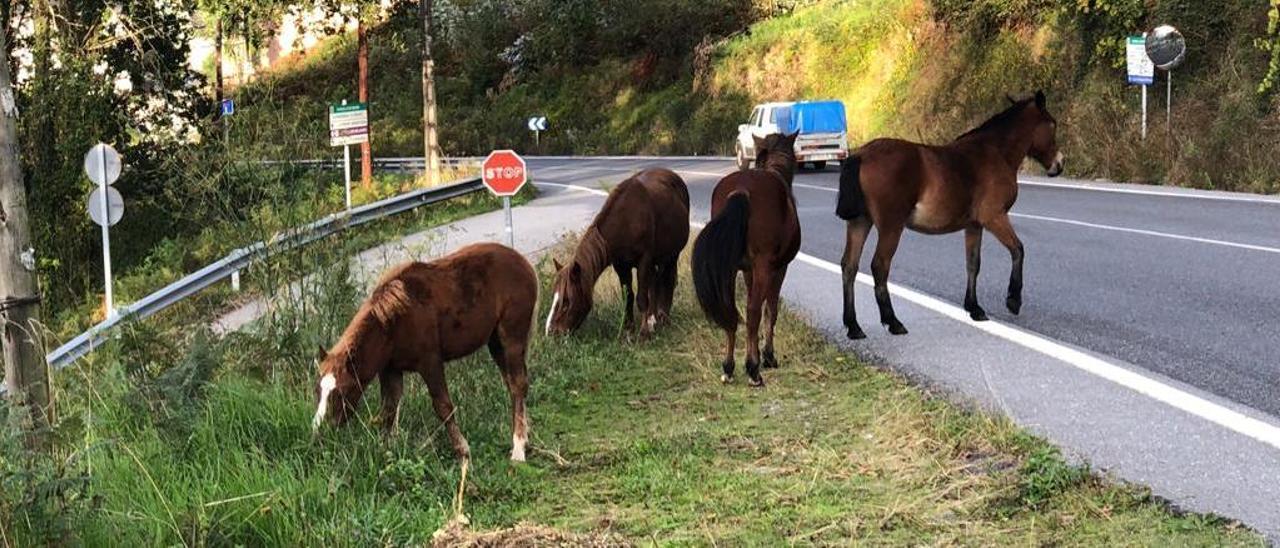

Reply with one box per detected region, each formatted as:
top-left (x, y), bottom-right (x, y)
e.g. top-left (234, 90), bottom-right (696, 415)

top-left (544, 180), bottom-right (1280, 451)
top-left (791, 182), bottom-right (1280, 254)
top-left (791, 252), bottom-right (1280, 450)
top-left (312, 373), bottom-right (336, 431)
top-left (1018, 179), bottom-right (1280, 205)
top-left (1010, 213), bottom-right (1280, 255)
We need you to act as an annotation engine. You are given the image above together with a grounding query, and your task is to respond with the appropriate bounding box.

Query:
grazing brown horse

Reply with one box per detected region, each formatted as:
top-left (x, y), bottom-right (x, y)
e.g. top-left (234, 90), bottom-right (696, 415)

top-left (312, 243), bottom-right (538, 462)
top-left (546, 167), bottom-right (690, 336)
top-left (693, 133), bottom-right (801, 387)
top-left (836, 91), bottom-right (1064, 339)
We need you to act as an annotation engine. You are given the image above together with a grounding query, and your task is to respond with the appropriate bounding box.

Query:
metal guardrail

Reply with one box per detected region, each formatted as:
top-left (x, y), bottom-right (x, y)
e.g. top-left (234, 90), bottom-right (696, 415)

top-left (41, 177), bottom-right (484, 372)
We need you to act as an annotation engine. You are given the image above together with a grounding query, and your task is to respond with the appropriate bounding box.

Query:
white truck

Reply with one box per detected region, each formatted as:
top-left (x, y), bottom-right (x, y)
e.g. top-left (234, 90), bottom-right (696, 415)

top-left (734, 100), bottom-right (849, 170)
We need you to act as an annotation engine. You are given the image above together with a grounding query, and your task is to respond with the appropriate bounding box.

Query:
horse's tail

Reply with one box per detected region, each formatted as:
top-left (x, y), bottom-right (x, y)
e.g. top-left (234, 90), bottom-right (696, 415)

top-left (835, 156), bottom-right (866, 221)
top-left (693, 191), bottom-right (750, 331)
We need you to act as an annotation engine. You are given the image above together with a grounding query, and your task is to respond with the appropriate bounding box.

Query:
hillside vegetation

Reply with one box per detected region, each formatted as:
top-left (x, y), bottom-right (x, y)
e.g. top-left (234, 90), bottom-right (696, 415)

top-left (246, 0), bottom-right (1280, 193)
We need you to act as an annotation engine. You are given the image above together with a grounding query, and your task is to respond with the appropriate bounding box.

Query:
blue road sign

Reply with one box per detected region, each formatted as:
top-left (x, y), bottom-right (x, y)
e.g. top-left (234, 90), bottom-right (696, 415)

top-left (221, 99), bottom-right (235, 116)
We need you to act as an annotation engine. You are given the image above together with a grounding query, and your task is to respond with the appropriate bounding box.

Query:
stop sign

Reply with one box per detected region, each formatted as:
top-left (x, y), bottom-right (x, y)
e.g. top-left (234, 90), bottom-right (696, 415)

top-left (482, 150), bottom-right (528, 196)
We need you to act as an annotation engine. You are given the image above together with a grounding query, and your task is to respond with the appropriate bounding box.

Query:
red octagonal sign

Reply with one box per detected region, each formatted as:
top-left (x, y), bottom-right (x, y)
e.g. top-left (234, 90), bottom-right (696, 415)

top-left (482, 150), bottom-right (528, 197)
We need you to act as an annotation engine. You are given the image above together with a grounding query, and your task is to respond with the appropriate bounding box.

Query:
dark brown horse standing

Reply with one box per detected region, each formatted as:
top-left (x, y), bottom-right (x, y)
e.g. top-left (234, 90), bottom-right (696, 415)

top-left (836, 91), bottom-right (1064, 339)
top-left (546, 167), bottom-right (690, 336)
top-left (693, 133), bottom-right (801, 387)
top-left (312, 243), bottom-right (539, 462)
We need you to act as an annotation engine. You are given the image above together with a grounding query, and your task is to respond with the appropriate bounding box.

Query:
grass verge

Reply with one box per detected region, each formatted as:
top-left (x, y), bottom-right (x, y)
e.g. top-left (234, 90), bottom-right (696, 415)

top-left (3, 234), bottom-right (1262, 545)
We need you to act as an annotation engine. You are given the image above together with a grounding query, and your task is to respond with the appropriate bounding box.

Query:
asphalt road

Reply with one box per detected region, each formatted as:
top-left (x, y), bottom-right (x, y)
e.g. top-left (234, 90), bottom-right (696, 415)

top-left (529, 157), bottom-right (1280, 418)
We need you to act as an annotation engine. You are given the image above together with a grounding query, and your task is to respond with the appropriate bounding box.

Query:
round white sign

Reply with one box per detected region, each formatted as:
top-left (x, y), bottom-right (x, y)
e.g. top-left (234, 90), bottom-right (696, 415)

top-left (87, 186), bottom-right (124, 227)
top-left (84, 143), bottom-right (123, 186)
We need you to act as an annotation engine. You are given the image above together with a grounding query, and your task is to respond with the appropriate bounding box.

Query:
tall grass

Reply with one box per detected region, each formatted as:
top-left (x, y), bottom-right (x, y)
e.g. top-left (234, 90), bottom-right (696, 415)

top-left (2, 234), bottom-right (1262, 544)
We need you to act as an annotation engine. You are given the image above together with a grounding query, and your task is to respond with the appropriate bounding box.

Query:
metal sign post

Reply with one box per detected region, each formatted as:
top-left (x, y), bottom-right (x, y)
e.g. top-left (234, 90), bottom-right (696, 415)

top-left (503, 196), bottom-right (513, 247)
top-left (481, 150), bottom-right (529, 249)
top-left (84, 143), bottom-right (124, 319)
top-left (1145, 25), bottom-right (1187, 135)
top-left (1126, 34), bottom-right (1155, 140)
top-left (329, 100), bottom-right (370, 211)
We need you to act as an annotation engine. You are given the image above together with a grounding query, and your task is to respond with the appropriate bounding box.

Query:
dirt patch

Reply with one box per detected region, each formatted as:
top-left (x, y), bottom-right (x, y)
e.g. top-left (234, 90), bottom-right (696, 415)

top-left (431, 519), bottom-right (629, 547)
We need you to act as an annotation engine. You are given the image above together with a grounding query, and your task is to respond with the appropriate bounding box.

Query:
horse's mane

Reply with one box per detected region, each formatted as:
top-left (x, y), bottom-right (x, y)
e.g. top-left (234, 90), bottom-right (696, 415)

top-left (955, 99), bottom-right (1032, 141)
top-left (570, 226), bottom-right (610, 287)
top-left (365, 263), bottom-right (415, 329)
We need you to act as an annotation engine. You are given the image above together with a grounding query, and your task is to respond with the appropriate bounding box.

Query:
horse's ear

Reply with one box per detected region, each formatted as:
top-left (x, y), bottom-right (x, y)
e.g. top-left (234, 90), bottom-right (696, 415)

top-left (552, 258), bottom-right (563, 272)
top-left (753, 134), bottom-right (766, 151)
top-left (1034, 90), bottom-right (1046, 109)
top-left (784, 131), bottom-right (799, 146)
top-left (1005, 94), bottom-right (1016, 105)
top-left (315, 345), bottom-right (327, 368)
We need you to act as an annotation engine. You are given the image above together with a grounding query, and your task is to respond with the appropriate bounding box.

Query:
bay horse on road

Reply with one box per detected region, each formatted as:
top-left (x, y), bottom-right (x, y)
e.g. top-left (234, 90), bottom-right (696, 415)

top-left (836, 91), bottom-right (1064, 339)
top-left (693, 133), bottom-right (801, 387)
top-left (546, 167), bottom-right (690, 336)
top-left (312, 242), bottom-right (538, 462)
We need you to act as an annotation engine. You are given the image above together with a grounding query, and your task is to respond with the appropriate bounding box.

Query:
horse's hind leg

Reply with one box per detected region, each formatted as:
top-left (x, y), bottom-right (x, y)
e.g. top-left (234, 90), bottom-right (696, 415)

top-left (842, 218), bottom-right (872, 340)
top-left (635, 257), bottom-right (657, 336)
top-left (377, 368), bottom-right (404, 432)
top-left (744, 263), bottom-right (772, 386)
top-left (983, 214), bottom-right (1025, 315)
top-left (656, 256), bottom-right (679, 325)
top-left (871, 226), bottom-right (908, 335)
top-left (419, 358), bottom-right (469, 459)
top-left (490, 329), bottom-right (530, 462)
top-left (614, 263), bottom-right (636, 330)
top-left (762, 265), bottom-right (787, 369)
top-left (720, 328), bottom-right (737, 384)
top-left (964, 225), bottom-right (989, 321)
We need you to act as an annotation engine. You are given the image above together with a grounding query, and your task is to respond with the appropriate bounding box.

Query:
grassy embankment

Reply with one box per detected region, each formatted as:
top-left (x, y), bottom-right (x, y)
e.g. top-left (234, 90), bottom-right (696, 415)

top-left (246, 0), bottom-right (1280, 193)
top-left (4, 232), bottom-right (1261, 545)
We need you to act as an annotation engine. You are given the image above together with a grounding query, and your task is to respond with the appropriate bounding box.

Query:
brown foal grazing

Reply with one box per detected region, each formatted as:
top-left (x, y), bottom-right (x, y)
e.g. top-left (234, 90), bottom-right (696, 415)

top-left (546, 167), bottom-right (690, 336)
top-left (312, 242), bottom-right (538, 462)
top-left (692, 133), bottom-right (801, 387)
top-left (836, 91), bottom-right (1064, 339)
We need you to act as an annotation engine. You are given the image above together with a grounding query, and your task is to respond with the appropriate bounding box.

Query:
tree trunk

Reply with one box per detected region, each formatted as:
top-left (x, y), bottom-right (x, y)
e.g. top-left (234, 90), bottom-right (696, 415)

top-left (358, 17), bottom-right (372, 188)
top-left (421, 0), bottom-right (441, 185)
top-left (215, 18), bottom-right (224, 111)
top-left (0, 28), bottom-right (51, 449)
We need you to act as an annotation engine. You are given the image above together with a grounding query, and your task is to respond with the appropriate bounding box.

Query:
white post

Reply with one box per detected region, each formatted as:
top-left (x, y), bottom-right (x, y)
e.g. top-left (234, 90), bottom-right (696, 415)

top-left (343, 144), bottom-right (352, 211)
top-left (1166, 71), bottom-right (1172, 128)
top-left (231, 270), bottom-right (241, 292)
top-left (1141, 84), bottom-right (1148, 140)
top-left (341, 99), bottom-right (352, 211)
top-left (98, 146), bottom-right (114, 319)
top-left (503, 196), bottom-right (513, 247)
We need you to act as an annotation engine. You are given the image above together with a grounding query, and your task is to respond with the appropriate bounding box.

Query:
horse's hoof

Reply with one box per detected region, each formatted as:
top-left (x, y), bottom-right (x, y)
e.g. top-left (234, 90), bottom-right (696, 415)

top-left (720, 374), bottom-right (733, 384)
top-left (847, 326), bottom-right (867, 340)
top-left (747, 375), bottom-right (765, 388)
top-left (1006, 297), bottom-right (1022, 315)
top-left (968, 308), bottom-right (989, 322)
top-left (887, 322), bottom-right (909, 335)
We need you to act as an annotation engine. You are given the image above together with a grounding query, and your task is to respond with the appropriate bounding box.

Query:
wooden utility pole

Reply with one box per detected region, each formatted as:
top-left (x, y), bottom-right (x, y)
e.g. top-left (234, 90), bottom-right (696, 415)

top-left (420, 0), bottom-right (441, 185)
top-left (0, 28), bottom-right (51, 448)
top-left (357, 16), bottom-right (372, 188)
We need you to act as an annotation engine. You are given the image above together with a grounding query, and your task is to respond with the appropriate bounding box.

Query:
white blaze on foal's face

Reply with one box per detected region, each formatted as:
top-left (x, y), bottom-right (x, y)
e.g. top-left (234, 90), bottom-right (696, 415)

top-left (312, 373), bottom-right (337, 431)
top-left (544, 291), bottom-right (561, 336)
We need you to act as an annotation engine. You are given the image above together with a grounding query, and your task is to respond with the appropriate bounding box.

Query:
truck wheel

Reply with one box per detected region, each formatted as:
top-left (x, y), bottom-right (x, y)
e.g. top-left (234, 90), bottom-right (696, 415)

top-left (735, 145), bottom-right (751, 170)
top-left (812, 161), bottom-right (827, 170)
